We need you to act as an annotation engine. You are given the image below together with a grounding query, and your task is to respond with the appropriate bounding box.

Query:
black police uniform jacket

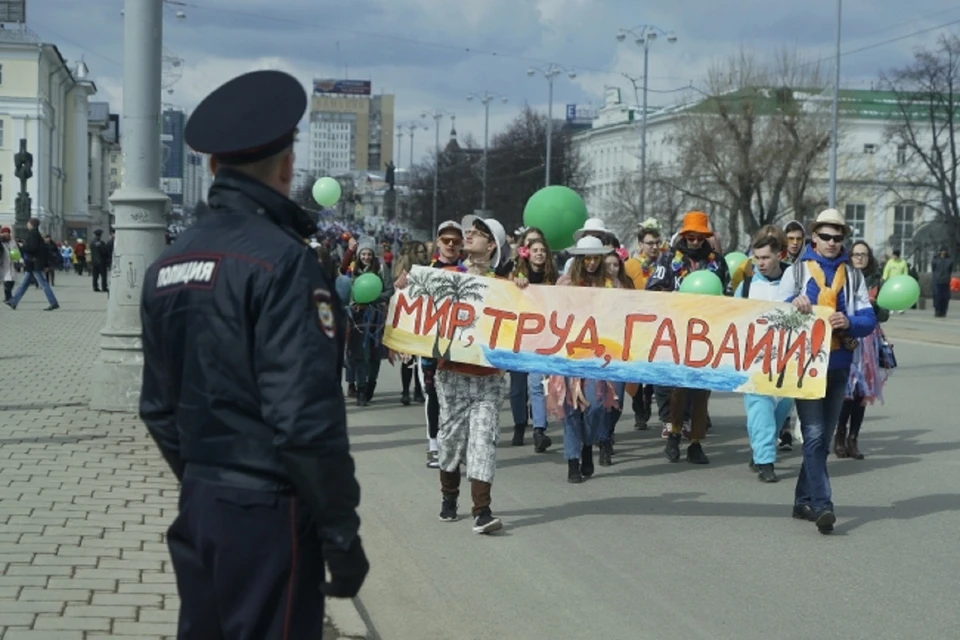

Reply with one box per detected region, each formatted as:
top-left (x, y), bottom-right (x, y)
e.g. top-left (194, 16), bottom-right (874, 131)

top-left (139, 168), bottom-right (360, 551)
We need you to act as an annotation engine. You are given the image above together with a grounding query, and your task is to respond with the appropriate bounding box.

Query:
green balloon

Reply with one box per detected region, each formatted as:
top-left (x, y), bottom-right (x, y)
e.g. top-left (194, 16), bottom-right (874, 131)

top-left (877, 274), bottom-right (920, 311)
top-left (522, 186), bottom-right (588, 251)
top-left (8, 248), bottom-right (21, 262)
top-left (312, 177), bottom-right (342, 207)
top-left (678, 270), bottom-right (724, 296)
top-left (352, 272), bottom-right (384, 305)
top-left (724, 251), bottom-right (748, 273)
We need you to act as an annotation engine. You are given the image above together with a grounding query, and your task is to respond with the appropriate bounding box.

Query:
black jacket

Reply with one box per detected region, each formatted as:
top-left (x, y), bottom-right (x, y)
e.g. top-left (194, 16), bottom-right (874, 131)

top-left (932, 254), bottom-right (954, 285)
top-left (645, 239), bottom-right (730, 292)
top-left (24, 228), bottom-right (47, 270)
top-left (90, 238), bottom-right (105, 265)
top-left (139, 169), bottom-right (360, 551)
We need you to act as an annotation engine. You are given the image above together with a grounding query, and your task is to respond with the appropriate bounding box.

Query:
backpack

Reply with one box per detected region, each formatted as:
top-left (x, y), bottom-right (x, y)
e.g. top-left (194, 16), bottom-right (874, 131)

top-left (791, 260), bottom-right (863, 312)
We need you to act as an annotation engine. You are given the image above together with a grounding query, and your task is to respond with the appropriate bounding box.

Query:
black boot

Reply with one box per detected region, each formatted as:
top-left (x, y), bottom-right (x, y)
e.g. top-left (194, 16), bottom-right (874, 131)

top-left (580, 446), bottom-right (595, 478)
top-left (511, 424), bottom-right (526, 446)
top-left (598, 440), bottom-right (613, 467)
top-left (532, 428), bottom-right (552, 453)
top-left (567, 459), bottom-right (583, 484)
top-left (664, 433), bottom-right (681, 463)
top-left (401, 391), bottom-right (411, 406)
top-left (366, 380), bottom-right (377, 401)
top-left (356, 387), bottom-right (368, 407)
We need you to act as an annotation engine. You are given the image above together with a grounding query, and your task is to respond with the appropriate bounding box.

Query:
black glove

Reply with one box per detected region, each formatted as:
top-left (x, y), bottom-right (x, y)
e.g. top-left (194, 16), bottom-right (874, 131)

top-left (321, 536), bottom-right (369, 598)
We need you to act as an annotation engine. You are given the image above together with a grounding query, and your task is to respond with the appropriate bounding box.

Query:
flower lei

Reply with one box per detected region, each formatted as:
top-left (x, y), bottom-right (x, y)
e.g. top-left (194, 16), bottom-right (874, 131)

top-left (671, 250), bottom-right (719, 278)
top-left (615, 247), bottom-right (629, 262)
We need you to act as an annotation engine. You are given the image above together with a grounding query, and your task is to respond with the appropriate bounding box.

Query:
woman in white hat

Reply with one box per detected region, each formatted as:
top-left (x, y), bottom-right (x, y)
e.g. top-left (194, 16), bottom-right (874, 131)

top-left (552, 236), bottom-right (619, 483)
top-left (560, 218), bottom-right (614, 276)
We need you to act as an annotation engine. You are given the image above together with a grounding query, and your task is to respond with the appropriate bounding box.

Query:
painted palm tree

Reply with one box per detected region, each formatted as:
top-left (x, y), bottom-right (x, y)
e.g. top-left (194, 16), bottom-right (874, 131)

top-left (440, 275), bottom-right (487, 360)
top-left (758, 308), bottom-right (812, 388)
top-left (407, 270), bottom-right (456, 358)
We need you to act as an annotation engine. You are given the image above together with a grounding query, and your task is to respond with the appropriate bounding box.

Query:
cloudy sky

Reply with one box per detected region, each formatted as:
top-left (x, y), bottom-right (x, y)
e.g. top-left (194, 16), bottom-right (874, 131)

top-left (27, 0), bottom-right (960, 170)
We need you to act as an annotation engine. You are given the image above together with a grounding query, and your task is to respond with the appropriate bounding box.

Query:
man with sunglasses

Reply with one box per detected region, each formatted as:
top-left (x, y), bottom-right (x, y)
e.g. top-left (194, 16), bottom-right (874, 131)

top-left (396, 220), bottom-right (465, 470)
top-left (778, 208), bottom-right (876, 535)
top-left (434, 215), bottom-right (509, 534)
top-left (646, 211), bottom-right (729, 465)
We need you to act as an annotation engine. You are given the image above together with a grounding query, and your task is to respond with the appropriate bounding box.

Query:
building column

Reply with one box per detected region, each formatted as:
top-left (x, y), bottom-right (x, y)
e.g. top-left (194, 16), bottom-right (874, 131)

top-left (72, 85), bottom-right (92, 237)
top-left (89, 130), bottom-right (104, 229)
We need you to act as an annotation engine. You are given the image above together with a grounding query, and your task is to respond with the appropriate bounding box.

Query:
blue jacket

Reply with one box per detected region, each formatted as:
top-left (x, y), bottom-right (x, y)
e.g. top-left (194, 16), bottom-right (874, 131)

top-left (779, 246), bottom-right (877, 371)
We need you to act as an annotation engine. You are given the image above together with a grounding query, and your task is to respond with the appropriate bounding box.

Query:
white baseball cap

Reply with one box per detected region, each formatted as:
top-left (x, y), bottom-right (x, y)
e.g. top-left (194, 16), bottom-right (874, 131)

top-left (436, 220), bottom-right (463, 236)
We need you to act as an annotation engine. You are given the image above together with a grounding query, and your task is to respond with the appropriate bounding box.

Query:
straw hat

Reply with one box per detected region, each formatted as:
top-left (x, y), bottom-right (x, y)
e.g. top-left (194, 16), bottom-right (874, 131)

top-left (809, 208), bottom-right (850, 236)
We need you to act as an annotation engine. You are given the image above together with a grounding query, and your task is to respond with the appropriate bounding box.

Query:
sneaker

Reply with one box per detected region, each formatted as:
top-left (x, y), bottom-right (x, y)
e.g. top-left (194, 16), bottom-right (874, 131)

top-left (815, 509), bottom-right (836, 534)
top-left (664, 433), bottom-right (681, 462)
top-left (756, 463), bottom-right (779, 483)
top-left (661, 422), bottom-right (672, 439)
top-left (748, 457), bottom-right (758, 472)
top-left (532, 428), bottom-right (552, 453)
top-left (472, 509), bottom-right (502, 534)
top-left (439, 495), bottom-right (458, 522)
top-left (686, 442), bottom-right (709, 465)
top-left (792, 504), bottom-right (816, 522)
top-left (3, 301), bottom-right (15, 310)
top-left (634, 412), bottom-right (649, 430)
top-left (426, 450), bottom-right (440, 469)
top-left (778, 428), bottom-right (793, 452)
top-left (401, 392), bottom-right (411, 406)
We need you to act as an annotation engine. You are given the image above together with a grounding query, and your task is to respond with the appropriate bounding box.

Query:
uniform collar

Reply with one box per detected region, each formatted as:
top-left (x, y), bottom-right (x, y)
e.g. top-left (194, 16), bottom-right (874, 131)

top-left (205, 168), bottom-right (316, 240)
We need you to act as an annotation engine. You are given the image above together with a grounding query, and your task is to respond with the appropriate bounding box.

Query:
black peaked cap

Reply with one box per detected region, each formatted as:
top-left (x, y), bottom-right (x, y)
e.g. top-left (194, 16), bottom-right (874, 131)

top-left (185, 70), bottom-right (307, 163)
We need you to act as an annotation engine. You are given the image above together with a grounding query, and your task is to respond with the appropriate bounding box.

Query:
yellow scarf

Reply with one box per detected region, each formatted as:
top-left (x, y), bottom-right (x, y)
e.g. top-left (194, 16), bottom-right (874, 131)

top-left (806, 261), bottom-right (847, 350)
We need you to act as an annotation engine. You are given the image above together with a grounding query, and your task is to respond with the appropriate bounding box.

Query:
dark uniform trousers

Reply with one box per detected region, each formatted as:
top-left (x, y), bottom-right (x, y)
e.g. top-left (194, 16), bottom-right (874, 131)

top-left (168, 473), bottom-right (326, 639)
top-left (92, 263), bottom-right (108, 291)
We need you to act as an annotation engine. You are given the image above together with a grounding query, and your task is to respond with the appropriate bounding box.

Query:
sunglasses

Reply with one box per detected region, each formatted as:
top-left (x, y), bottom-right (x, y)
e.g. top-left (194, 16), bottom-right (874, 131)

top-left (466, 228), bottom-right (493, 241)
top-left (438, 237), bottom-right (463, 246)
top-left (816, 232), bottom-right (845, 244)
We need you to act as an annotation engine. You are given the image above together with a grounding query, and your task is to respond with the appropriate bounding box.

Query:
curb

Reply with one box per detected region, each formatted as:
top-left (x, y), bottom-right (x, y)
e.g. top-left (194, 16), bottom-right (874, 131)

top-left (327, 597), bottom-right (372, 639)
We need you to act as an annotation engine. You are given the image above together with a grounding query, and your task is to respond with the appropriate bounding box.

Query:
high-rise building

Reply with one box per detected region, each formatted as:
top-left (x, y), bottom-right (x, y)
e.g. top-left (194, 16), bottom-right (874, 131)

top-left (161, 108), bottom-right (186, 206)
top-left (307, 79), bottom-right (394, 177)
top-left (182, 150), bottom-right (206, 211)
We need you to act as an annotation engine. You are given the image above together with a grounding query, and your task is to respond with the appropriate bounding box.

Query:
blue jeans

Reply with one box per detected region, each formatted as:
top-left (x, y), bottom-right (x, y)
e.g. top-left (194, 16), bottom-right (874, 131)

top-left (744, 394), bottom-right (794, 465)
top-left (794, 368), bottom-right (849, 513)
top-left (562, 379), bottom-right (606, 460)
top-left (509, 371), bottom-right (528, 425)
top-left (528, 372), bottom-right (547, 429)
top-left (9, 270), bottom-right (58, 308)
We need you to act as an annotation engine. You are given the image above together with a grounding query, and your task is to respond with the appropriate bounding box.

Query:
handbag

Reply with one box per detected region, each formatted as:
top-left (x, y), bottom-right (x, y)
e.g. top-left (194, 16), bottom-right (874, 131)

top-left (878, 331), bottom-right (897, 369)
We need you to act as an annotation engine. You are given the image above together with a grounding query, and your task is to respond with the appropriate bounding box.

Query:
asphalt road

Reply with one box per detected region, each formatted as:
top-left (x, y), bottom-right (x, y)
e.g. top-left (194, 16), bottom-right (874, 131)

top-left (347, 319), bottom-right (960, 640)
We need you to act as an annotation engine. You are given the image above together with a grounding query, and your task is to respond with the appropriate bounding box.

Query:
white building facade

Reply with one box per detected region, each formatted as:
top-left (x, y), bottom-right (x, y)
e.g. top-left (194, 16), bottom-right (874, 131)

top-left (0, 27), bottom-right (102, 241)
top-left (573, 87), bottom-right (933, 256)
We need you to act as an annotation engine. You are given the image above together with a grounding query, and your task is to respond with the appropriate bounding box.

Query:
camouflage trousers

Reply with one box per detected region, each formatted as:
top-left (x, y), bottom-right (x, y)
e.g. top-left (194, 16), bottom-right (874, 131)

top-left (435, 370), bottom-right (506, 484)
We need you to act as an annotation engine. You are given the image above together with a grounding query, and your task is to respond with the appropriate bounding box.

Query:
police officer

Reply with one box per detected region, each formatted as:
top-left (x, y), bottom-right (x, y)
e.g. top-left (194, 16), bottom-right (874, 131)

top-left (139, 70), bottom-right (368, 639)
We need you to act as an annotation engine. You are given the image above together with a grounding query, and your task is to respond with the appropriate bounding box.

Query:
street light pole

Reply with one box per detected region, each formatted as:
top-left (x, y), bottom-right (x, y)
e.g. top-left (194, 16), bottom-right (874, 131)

top-left (396, 129), bottom-right (403, 168)
top-left (421, 111), bottom-right (453, 234)
top-left (527, 64), bottom-right (576, 188)
top-left (828, 0), bottom-right (842, 208)
top-left (616, 24), bottom-right (678, 222)
top-left (467, 91), bottom-right (508, 212)
top-left (91, 0), bottom-right (170, 412)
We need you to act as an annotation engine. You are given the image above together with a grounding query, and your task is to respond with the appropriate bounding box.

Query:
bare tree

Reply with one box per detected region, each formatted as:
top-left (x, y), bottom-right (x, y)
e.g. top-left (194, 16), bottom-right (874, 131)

top-left (880, 33), bottom-right (960, 255)
top-left (407, 105), bottom-right (589, 234)
top-left (606, 162), bottom-right (691, 244)
top-left (662, 49), bottom-right (833, 244)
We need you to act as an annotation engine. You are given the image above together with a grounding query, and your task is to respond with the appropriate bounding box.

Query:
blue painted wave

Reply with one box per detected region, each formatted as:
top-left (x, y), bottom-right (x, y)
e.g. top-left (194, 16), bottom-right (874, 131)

top-left (481, 347), bottom-right (750, 390)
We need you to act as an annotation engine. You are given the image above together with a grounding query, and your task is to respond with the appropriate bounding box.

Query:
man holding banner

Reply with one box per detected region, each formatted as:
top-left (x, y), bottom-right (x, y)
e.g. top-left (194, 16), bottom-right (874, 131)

top-left (779, 209), bottom-right (877, 534)
top-left (435, 215), bottom-right (509, 534)
top-left (646, 211), bottom-right (729, 465)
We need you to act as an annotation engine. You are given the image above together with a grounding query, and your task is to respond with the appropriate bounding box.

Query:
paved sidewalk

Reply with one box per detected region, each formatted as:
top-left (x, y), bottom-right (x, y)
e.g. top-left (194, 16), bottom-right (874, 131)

top-left (0, 273), bottom-right (346, 639)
